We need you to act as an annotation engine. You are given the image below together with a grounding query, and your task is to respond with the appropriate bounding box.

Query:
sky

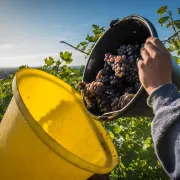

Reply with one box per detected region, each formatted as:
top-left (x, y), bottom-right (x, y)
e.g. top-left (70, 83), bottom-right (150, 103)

top-left (0, 0), bottom-right (179, 67)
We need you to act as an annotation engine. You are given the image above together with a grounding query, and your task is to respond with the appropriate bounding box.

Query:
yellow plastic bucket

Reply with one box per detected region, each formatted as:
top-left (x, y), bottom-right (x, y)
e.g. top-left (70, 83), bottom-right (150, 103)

top-left (0, 68), bottom-right (118, 180)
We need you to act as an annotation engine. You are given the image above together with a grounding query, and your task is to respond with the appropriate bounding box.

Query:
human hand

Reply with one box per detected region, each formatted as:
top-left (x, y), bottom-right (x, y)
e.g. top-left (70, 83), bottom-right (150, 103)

top-left (137, 37), bottom-right (172, 95)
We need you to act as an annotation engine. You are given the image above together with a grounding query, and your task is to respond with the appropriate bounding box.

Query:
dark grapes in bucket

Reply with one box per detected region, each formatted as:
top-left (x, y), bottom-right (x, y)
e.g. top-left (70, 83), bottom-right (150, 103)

top-left (78, 43), bottom-right (142, 114)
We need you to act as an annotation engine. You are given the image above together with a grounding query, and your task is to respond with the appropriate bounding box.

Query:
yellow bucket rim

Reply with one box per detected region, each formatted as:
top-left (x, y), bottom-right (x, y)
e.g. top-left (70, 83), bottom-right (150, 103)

top-left (12, 68), bottom-right (118, 174)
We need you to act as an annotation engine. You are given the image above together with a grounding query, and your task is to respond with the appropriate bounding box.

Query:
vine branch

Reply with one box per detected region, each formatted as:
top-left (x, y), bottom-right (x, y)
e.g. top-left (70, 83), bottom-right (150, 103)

top-left (166, 11), bottom-right (180, 41)
top-left (161, 30), bottom-right (180, 44)
top-left (59, 41), bottom-right (89, 55)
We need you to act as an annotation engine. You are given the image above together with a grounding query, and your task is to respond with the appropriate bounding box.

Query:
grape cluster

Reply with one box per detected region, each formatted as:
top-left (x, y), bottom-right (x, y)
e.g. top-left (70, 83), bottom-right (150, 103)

top-left (78, 43), bottom-right (143, 114)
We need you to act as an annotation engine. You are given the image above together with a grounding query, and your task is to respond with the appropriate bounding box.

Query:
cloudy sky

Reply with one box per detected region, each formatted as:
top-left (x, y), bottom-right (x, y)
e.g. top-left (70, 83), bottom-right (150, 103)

top-left (0, 0), bottom-right (179, 67)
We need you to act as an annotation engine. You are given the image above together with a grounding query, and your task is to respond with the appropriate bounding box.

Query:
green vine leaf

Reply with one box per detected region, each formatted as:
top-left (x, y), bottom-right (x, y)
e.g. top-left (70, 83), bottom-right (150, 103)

top-left (45, 56), bottom-right (54, 66)
top-left (167, 47), bottom-right (173, 53)
top-left (173, 56), bottom-right (180, 64)
top-left (174, 20), bottom-right (180, 29)
top-left (18, 65), bottom-right (29, 70)
top-left (157, 6), bottom-right (168, 16)
top-left (80, 41), bottom-right (87, 46)
top-left (60, 51), bottom-right (73, 64)
top-left (93, 29), bottom-right (101, 35)
top-left (158, 16), bottom-right (170, 26)
top-left (56, 60), bottom-right (61, 66)
top-left (92, 24), bottom-right (99, 29)
top-left (174, 39), bottom-right (180, 49)
top-left (126, 134), bottom-right (130, 141)
top-left (81, 45), bottom-right (87, 51)
top-left (86, 34), bottom-right (98, 42)
top-left (76, 44), bottom-right (80, 48)
top-left (168, 39), bottom-right (180, 52)
top-left (109, 131), bottom-right (115, 139)
top-left (166, 21), bottom-right (173, 28)
top-left (114, 125), bottom-right (121, 134)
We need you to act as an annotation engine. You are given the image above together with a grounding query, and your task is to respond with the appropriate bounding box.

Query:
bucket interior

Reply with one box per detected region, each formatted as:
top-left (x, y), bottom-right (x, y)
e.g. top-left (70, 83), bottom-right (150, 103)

top-left (83, 18), bottom-right (152, 116)
top-left (15, 69), bottom-right (117, 168)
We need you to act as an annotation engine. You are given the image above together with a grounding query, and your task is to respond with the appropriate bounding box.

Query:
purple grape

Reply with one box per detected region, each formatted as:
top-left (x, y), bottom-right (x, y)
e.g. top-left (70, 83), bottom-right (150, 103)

top-left (78, 43), bottom-right (143, 114)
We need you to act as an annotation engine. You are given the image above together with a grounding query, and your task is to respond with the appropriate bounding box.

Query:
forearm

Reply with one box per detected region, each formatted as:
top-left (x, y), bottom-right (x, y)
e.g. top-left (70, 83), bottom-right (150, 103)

top-left (147, 84), bottom-right (180, 180)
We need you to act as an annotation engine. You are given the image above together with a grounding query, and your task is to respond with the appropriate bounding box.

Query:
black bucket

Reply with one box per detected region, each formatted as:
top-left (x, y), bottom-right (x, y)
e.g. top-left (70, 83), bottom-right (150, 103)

top-left (82, 15), bottom-right (180, 121)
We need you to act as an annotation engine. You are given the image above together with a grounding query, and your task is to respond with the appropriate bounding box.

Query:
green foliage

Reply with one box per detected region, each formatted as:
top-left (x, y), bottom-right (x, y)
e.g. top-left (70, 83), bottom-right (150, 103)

top-left (0, 5), bottom-right (179, 180)
top-left (60, 51), bottom-right (73, 64)
top-left (166, 21), bottom-right (173, 28)
top-left (168, 39), bottom-right (180, 52)
top-left (157, 6), bottom-right (168, 16)
top-left (158, 16), bottom-right (170, 26)
top-left (39, 55), bottom-right (84, 91)
top-left (0, 75), bottom-right (13, 120)
top-left (18, 65), bottom-right (29, 70)
top-left (103, 118), bottom-right (168, 179)
top-left (76, 24), bottom-right (105, 55)
top-left (157, 6), bottom-right (180, 64)
top-left (173, 56), bottom-right (180, 63)
top-left (45, 56), bottom-right (54, 66)
top-left (174, 20), bottom-right (180, 29)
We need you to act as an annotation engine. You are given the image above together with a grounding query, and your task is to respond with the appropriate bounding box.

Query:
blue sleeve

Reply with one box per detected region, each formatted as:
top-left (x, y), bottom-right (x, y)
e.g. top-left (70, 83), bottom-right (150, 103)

top-left (147, 84), bottom-right (180, 180)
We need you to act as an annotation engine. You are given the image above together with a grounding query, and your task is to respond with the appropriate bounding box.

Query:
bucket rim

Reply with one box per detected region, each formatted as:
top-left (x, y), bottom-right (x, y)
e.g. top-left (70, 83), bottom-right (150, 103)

top-left (12, 68), bottom-right (118, 174)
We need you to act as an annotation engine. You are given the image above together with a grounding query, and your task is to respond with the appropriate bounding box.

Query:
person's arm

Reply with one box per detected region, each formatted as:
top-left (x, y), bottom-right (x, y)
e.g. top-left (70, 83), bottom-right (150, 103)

top-left (147, 84), bottom-right (180, 179)
top-left (138, 37), bottom-right (180, 179)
